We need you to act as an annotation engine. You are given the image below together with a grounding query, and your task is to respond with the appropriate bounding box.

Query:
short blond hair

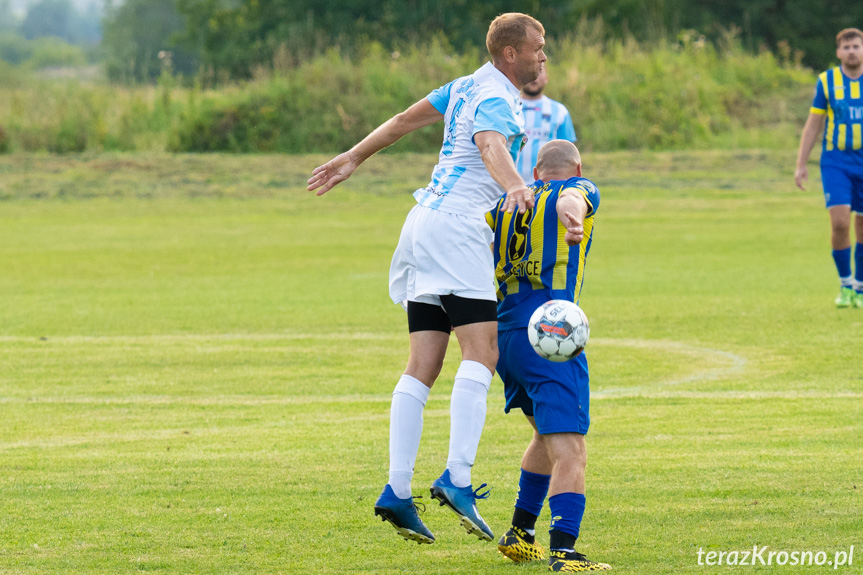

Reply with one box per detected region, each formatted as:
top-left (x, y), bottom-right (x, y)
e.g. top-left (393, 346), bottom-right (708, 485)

top-left (536, 140), bottom-right (581, 179)
top-left (486, 13), bottom-right (544, 60)
top-left (836, 28), bottom-right (863, 47)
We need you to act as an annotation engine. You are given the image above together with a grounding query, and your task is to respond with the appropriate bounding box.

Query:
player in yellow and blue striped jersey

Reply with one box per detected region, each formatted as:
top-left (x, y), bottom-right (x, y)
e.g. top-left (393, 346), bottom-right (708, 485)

top-left (795, 28), bottom-right (863, 308)
top-left (488, 140), bottom-right (611, 572)
top-left (487, 143), bottom-right (598, 330)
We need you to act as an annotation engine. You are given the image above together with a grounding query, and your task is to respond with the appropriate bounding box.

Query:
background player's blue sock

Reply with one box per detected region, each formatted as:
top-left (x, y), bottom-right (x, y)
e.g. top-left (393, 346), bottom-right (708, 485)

top-left (833, 248), bottom-right (852, 286)
top-left (855, 243), bottom-right (863, 292)
top-left (548, 492), bottom-right (586, 550)
top-left (512, 469), bottom-right (550, 537)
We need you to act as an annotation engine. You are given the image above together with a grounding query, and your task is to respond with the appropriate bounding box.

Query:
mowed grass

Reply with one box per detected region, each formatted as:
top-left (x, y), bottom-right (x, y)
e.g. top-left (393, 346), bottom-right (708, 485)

top-left (0, 151), bottom-right (861, 574)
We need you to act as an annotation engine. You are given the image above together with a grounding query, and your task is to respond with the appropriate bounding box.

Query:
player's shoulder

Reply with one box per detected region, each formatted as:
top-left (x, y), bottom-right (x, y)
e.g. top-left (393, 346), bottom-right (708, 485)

top-left (472, 62), bottom-right (519, 100)
top-left (544, 94), bottom-right (571, 112)
top-left (818, 66), bottom-right (840, 82)
top-left (544, 94), bottom-right (565, 106)
top-left (562, 177), bottom-right (599, 195)
top-left (559, 177), bottom-right (600, 214)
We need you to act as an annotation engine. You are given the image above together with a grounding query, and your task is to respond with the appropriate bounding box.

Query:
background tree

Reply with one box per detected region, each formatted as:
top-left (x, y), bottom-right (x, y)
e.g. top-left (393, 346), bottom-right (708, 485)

top-left (93, 0), bottom-right (863, 82)
top-left (14, 0), bottom-right (101, 46)
top-left (20, 0), bottom-right (75, 42)
top-left (102, 0), bottom-right (197, 82)
top-left (0, 0), bottom-right (17, 31)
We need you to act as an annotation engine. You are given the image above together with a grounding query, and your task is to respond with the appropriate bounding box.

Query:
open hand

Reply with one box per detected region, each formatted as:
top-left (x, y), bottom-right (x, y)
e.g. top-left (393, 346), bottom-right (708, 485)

top-left (308, 151), bottom-right (360, 196)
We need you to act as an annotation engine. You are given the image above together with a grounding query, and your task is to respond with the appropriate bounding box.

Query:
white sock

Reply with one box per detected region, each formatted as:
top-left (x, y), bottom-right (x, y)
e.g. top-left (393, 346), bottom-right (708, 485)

top-left (446, 360), bottom-right (492, 488)
top-left (388, 374), bottom-right (430, 499)
top-left (840, 275), bottom-right (853, 288)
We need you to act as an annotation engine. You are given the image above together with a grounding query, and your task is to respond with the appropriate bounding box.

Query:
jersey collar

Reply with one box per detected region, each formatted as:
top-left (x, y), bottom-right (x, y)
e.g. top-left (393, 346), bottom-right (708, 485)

top-left (480, 61), bottom-right (521, 98)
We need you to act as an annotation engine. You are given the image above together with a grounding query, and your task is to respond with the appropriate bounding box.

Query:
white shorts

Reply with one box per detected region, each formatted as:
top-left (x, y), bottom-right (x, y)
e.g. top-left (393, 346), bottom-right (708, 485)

top-left (389, 204), bottom-right (496, 306)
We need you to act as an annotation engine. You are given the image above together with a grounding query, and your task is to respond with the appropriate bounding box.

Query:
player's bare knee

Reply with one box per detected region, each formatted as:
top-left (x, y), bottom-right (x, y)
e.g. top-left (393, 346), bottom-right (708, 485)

top-left (405, 356), bottom-right (444, 386)
top-left (454, 326), bottom-right (498, 372)
top-left (553, 449), bottom-right (586, 470)
top-left (544, 434), bottom-right (585, 462)
top-left (832, 223), bottom-right (850, 237)
top-left (405, 346), bottom-right (446, 384)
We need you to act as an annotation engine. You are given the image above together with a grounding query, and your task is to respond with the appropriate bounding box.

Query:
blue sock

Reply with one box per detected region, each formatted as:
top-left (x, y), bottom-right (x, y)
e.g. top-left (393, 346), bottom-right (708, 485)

top-left (855, 243), bottom-right (863, 292)
top-left (549, 492), bottom-right (586, 545)
top-left (514, 469), bottom-right (550, 517)
top-left (833, 247), bottom-right (852, 283)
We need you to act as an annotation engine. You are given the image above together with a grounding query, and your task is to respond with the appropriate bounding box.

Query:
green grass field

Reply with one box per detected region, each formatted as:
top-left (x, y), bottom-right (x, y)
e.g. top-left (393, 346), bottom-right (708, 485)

top-left (0, 151), bottom-right (861, 574)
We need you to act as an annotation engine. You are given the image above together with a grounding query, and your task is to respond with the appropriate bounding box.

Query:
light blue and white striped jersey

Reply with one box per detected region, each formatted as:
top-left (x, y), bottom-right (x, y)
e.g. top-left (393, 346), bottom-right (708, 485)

top-left (516, 95), bottom-right (577, 184)
top-left (414, 62), bottom-right (526, 217)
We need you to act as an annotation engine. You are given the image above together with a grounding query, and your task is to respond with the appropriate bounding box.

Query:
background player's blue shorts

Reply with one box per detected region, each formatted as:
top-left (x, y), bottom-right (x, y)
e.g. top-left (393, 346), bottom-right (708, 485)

top-left (496, 328), bottom-right (590, 435)
top-left (821, 163), bottom-right (863, 212)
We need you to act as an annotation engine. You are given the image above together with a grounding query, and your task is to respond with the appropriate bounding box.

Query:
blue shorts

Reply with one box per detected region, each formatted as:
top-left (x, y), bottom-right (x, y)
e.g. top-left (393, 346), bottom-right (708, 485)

top-left (821, 163), bottom-right (863, 212)
top-left (496, 328), bottom-right (590, 435)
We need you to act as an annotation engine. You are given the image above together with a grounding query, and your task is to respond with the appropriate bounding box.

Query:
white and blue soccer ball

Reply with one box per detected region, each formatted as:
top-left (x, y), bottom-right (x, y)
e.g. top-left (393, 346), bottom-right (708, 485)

top-left (527, 300), bottom-right (589, 362)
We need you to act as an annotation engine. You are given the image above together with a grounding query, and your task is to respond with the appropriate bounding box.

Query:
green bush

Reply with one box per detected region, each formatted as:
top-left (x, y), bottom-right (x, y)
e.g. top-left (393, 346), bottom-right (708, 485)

top-left (27, 37), bottom-right (87, 70)
top-left (0, 30), bottom-right (819, 154)
top-left (170, 41), bottom-right (479, 153)
top-left (546, 25), bottom-right (813, 151)
top-left (170, 31), bottom-right (814, 153)
top-left (0, 78), bottom-right (189, 153)
top-left (0, 32), bottom-right (87, 70)
top-left (0, 31), bottom-right (32, 66)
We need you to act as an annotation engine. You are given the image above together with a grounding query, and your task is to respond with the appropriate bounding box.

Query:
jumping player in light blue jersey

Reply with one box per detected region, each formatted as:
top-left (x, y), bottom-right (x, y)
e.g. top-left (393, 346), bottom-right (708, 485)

top-left (488, 140), bottom-right (611, 572)
top-left (309, 13), bottom-right (547, 548)
top-left (516, 68), bottom-right (577, 184)
top-left (796, 28), bottom-right (863, 308)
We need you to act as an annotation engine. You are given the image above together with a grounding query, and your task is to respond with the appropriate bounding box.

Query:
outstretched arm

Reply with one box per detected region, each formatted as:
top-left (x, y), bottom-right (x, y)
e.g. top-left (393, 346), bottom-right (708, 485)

top-left (795, 113), bottom-right (826, 191)
top-left (474, 130), bottom-right (534, 214)
top-left (557, 188), bottom-right (588, 246)
top-left (308, 99), bottom-right (443, 196)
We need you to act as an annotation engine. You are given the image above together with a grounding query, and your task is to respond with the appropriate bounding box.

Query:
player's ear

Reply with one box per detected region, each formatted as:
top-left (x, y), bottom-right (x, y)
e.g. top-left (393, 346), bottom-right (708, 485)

top-left (504, 45), bottom-right (517, 63)
top-left (575, 163), bottom-right (582, 178)
top-left (533, 166), bottom-right (539, 181)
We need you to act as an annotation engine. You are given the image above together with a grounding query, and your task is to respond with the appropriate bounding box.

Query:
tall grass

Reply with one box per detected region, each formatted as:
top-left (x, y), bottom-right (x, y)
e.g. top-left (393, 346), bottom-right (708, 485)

top-left (169, 40), bottom-right (479, 153)
top-left (0, 67), bottom-right (192, 153)
top-left (0, 29), bottom-right (816, 154)
top-left (549, 26), bottom-right (814, 150)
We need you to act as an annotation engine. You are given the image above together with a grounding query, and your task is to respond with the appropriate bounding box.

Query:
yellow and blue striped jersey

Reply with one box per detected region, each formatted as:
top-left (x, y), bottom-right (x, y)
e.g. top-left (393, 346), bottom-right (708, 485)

top-left (811, 66), bottom-right (863, 166)
top-left (486, 177), bottom-right (599, 330)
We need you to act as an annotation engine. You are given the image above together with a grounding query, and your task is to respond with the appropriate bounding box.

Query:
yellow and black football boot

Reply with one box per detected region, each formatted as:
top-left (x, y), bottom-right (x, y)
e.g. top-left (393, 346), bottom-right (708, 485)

top-left (498, 526), bottom-right (546, 562)
top-left (548, 549), bottom-right (612, 572)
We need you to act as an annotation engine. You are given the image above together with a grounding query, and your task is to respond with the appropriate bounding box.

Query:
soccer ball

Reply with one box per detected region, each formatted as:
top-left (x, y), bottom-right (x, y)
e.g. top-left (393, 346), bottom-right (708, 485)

top-left (527, 300), bottom-right (589, 362)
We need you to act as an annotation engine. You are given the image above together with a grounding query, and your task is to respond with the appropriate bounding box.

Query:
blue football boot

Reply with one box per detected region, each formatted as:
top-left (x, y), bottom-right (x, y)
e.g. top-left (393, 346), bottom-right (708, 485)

top-left (429, 469), bottom-right (494, 541)
top-left (373, 484), bottom-right (435, 544)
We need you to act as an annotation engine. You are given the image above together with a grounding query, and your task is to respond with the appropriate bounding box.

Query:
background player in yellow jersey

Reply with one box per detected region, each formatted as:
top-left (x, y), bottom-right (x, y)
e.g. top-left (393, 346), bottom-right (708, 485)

top-left (795, 28), bottom-right (863, 308)
top-left (487, 140), bottom-right (611, 572)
